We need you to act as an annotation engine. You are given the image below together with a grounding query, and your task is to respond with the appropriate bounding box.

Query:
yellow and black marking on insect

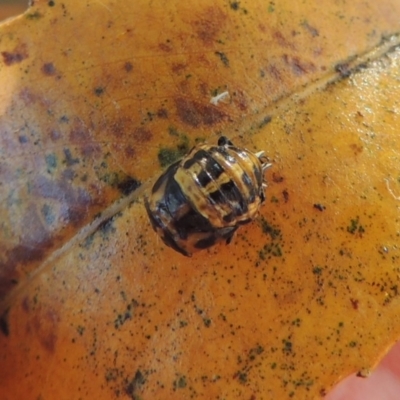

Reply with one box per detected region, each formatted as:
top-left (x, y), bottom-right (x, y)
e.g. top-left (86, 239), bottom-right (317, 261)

top-left (145, 136), bottom-right (271, 256)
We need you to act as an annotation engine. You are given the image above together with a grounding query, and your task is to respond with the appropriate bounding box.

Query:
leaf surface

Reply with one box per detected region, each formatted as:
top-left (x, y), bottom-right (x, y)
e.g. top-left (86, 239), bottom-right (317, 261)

top-left (1, 0), bottom-right (400, 398)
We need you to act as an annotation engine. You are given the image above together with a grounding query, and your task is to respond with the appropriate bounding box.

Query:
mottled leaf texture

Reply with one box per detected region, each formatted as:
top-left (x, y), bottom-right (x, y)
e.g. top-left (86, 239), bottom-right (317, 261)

top-left (1, 0), bottom-right (400, 399)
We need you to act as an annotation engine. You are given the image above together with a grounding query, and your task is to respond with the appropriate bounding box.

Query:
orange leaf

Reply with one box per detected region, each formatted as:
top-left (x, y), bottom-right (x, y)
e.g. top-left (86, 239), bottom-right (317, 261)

top-left (1, 0), bottom-right (400, 398)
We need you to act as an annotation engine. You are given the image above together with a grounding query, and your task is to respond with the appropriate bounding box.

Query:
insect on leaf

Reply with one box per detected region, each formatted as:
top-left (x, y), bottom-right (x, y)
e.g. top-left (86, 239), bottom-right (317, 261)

top-left (1, 0), bottom-right (400, 399)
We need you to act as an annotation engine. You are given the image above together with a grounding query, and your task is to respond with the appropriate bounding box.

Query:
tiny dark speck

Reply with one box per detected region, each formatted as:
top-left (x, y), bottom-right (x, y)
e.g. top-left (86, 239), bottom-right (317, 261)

top-left (98, 216), bottom-right (115, 235)
top-left (124, 62), bottom-right (133, 72)
top-left (117, 177), bottom-right (141, 195)
top-left (48, 0), bottom-right (55, 6)
top-left (335, 62), bottom-right (351, 78)
top-left (282, 189), bottom-right (289, 203)
top-left (259, 115), bottom-right (272, 129)
top-left (94, 87), bottom-right (105, 96)
top-left (313, 203), bottom-right (326, 211)
top-left (215, 51), bottom-right (229, 67)
top-left (42, 62), bottom-right (56, 76)
top-left (63, 148), bottom-right (79, 166)
top-left (350, 298), bottom-right (359, 310)
top-left (0, 309), bottom-right (10, 337)
top-left (230, 1), bottom-right (240, 10)
top-left (18, 135), bottom-right (28, 144)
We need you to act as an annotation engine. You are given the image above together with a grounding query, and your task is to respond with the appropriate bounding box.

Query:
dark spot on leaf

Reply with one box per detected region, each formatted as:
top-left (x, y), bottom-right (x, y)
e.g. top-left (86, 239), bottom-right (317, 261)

top-left (124, 62), bottom-right (133, 72)
top-left (259, 217), bottom-right (281, 239)
top-left (283, 54), bottom-right (316, 75)
top-left (301, 21), bottom-right (319, 37)
top-left (158, 148), bottom-right (180, 167)
top-left (335, 62), bottom-right (352, 78)
top-left (350, 143), bottom-right (363, 155)
top-left (193, 6), bottom-right (227, 46)
top-left (171, 63), bottom-right (187, 74)
top-left (42, 203), bottom-right (56, 225)
top-left (18, 135), bottom-right (28, 144)
top-left (347, 216), bottom-right (365, 235)
top-left (158, 135), bottom-right (190, 167)
top-left (282, 189), bottom-right (289, 202)
top-left (173, 375), bottom-right (187, 389)
top-left (117, 177), bottom-right (141, 195)
top-left (282, 338), bottom-right (293, 354)
top-left (259, 115), bottom-right (272, 129)
top-left (25, 11), bottom-right (42, 20)
top-left (98, 216), bottom-right (116, 235)
top-left (271, 173), bottom-right (284, 183)
top-left (312, 266), bottom-right (323, 275)
top-left (0, 309), bottom-right (10, 337)
top-left (132, 127), bottom-right (152, 143)
top-left (124, 145), bottom-right (135, 158)
top-left (1, 45), bottom-right (28, 66)
top-left (94, 87), bottom-right (105, 96)
top-left (350, 298), bottom-right (359, 310)
top-left (273, 31), bottom-right (294, 49)
top-left (63, 148), bottom-right (79, 166)
top-left (45, 153), bottom-right (57, 170)
top-left (48, 0), bottom-right (55, 6)
top-left (157, 108), bottom-right (168, 118)
top-left (126, 370), bottom-right (146, 398)
top-left (230, 1), bottom-right (240, 10)
top-left (41, 62), bottom-right (56, 76)
top-left (313, 203), bottom-right (326, 211)
top-left (22, 297), bottom-right (30, 313)
top-left (215, 51), bottom-right (229, 67)
top-left (31, 309), bottom-right (60, 353)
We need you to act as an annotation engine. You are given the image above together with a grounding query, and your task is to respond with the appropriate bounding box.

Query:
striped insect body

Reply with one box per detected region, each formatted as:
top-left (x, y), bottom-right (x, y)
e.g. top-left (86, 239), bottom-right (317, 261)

top-left (145, 136), bottom-right (270, 256)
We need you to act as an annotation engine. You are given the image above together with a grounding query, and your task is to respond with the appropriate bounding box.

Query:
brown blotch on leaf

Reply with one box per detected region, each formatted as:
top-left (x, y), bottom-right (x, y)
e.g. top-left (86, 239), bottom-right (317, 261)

top-left (132, 127), bottom-right (152, 143)
top-left (49, 129), bottom-right (62, 141)
top-left (282, 189), bottom-right (289, 203)
top-left (350, 298), bottom-right (359, 310)
top-left (1, 44), bottom-right (28, 66)
top-left (32, 175), bottom-right (91, 226)
top-left (302, 21), bottom-right (319, 37)
top-left (109, 117), bottom-right (129, 138)
top-left (41, 62), bottom-right (56, 76)
top-left (124, 62), bottom-right (133, 72)
top-left (233, 90), bottom-right (248, 111)
top-left (69, 118), bottom-right (91, 143)
top-left (159, 42), bottom-right (173, 52)
top-left (267, 64), bottom-right (282, 82)
top-left (157, 108), bottom-right (168, 119)
top-left (350, 143), bottom-right (363, 155)
top-left (313, 203), bottom-right (326, 212)
top-left (19, 88), bottom-right (39, 105)
top-left (81, 142), bottom-right (101, 157)
top-left (193, 6), bottom-right (227, 46)
top-left (0, 308), bottom-right (10, 337)
top-left (171, 63), bottom-right (187, 74)
top-left (283, 54), bottom-right (316, 76)
top-left (175, 97), bottom-right (226, 127)
top-left (125, 145), bottom-right (135, 158)
top-left (273, 31), bottom-right (295, 49)
top-left (272, 173), bottom-right (284, 183)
